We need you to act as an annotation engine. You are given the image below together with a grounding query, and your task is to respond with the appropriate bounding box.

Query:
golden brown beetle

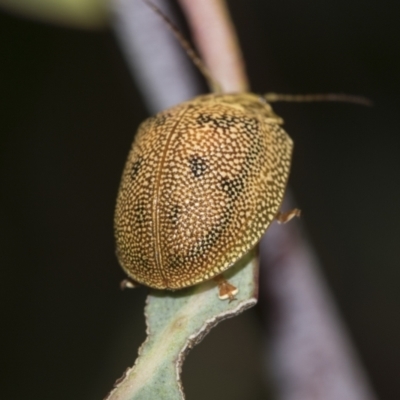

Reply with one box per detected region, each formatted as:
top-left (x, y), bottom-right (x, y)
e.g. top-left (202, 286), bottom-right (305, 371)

top-left (114, 91), bottom-right (299, 299)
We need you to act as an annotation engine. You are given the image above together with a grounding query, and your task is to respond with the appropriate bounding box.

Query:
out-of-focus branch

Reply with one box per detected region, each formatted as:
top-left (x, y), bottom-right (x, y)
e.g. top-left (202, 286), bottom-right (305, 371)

top-left (112, 0), bottom-right (200, 113)
top-left (178, 0), bottom-right (248, 93)
top-left (261, 198), bottom-right (377, 400)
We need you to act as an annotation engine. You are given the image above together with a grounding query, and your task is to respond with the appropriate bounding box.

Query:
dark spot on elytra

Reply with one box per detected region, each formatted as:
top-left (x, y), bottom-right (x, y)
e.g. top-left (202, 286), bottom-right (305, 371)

top-left (186, 205), bottom-right (233, 259)
top-left (220, 176), bottom-right (245, 200)
top-left (189, 155), bottom-right (207, 178)
top-left (169, 204), bottom-right (180, 225)
top-left (168, 255), bottom-right (183, 270)
top-left (154, 115), bottom-right (167, 126)
top-left (242, 117), bottom-right (259, 136)
top-left (196, 113), bottom-right (212, 125)
top-left (133, 201), bottom-right (146, 225)
top-left (136, 255), bottom-right (149, 269)
top-left (149, 113), bottom-right (169, 127)
top-left (131, 158), bottom-right (142, 179)
top-left (196, 113), bottom-right (241, 129)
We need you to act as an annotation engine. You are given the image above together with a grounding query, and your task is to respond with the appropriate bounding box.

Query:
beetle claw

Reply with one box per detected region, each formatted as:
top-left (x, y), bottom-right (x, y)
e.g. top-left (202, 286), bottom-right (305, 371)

top-left (275, 208), bottom-right (301, 224)
top-left (120, 278), bottom-right (140, 290)
top-left (214, 275), bottom-right (238, 301)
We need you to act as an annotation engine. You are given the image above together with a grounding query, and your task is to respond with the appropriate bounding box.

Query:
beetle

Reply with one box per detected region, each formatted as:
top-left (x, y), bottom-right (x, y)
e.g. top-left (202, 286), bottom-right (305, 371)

top-left (114, 88), bottom-right (299, 299)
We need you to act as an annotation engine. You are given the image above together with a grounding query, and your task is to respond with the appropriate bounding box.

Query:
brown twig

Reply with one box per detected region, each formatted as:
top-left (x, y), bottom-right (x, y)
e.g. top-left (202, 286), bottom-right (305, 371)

top-left (178, 0), bottom-right (248, 93)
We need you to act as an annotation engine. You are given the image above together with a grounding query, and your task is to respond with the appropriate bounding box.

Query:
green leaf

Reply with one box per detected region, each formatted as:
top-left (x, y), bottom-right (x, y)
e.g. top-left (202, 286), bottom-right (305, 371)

top-left (106, 249), bottom-right (258, 400)
top-left (0, 0), bottom-right (109, 29)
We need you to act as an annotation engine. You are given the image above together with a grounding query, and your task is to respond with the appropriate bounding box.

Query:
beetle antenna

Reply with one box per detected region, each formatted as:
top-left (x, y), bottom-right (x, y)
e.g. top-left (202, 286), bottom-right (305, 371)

top-left (264, 93), bottom-right (372, 106)
top-left (143, 0), bottom-right (222, 94)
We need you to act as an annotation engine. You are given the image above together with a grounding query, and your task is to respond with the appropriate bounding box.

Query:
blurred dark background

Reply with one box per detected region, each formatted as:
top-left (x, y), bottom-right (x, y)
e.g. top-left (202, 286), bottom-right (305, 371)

top-left (0, 0), bottom-right (399, 399)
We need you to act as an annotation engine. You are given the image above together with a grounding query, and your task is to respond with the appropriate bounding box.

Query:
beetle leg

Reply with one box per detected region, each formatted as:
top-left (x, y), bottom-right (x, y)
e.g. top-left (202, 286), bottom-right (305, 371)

top-left (213, 275), bottom-right (238, 302)
top-left (275, 208), bottom-right (301, 224)
top-left (120, 278), bottom-right (140, 290)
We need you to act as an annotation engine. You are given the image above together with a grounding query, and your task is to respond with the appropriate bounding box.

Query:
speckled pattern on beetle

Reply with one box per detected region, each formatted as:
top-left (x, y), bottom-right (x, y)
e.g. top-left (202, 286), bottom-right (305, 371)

top-left (114, 92), bottom-right (292, 290)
